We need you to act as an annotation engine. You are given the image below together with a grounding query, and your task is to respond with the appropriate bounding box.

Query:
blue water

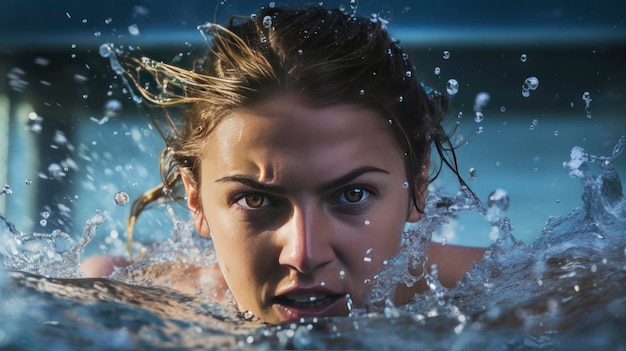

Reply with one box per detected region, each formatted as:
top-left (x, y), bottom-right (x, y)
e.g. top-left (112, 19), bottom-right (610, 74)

top-left (1, 136), bottom-right (625, 350)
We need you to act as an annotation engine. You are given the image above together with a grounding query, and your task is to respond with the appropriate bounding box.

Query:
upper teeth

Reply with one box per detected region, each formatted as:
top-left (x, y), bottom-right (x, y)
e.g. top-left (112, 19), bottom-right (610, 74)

top-left (290, 295), bottom-right (324, 303)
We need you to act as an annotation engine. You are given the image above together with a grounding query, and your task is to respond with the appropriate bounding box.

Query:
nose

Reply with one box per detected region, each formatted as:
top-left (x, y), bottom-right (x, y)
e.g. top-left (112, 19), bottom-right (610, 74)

top-left (277, 205), bottom-right (335, 274)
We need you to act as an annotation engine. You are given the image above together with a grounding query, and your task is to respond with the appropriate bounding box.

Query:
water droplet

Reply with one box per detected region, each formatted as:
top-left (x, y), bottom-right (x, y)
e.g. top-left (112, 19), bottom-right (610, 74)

top-left (434, 66), bottom-right (441, 75)
top-left (457, 111), bottom-right (463, 119)
top-left (582, 91), bottom-right (592, 118)
top-left (262, 15), bottom-right (272, 29)
top-left (611, 136), bottom-right (626, 158)
top-left (94, 31), bottom-right (101, 37)
top-left (320, 281), bottom-right (326, 287)
top-left (402, 181), bottom-right (409, 189)
top-left (350, 0), bottom-right (358, 11)
top-left (475, 126), bottom-right (484, 134)
top-left (520, 53), bottom-right (527, 63)
top-left (359, 89), bottom-right (365, 95)
top-left (40, 219), bottom-right (47, 226)
top-left (99, 43), bottom-right (115, 58)
top-left (339, 270), bottom-right (346, 279)
top-left (474, 111), bottom-right (484, 123)
top-left (521, 88), bottom-right (530, 98)
top-left (114, 191), bottom-right (129, 206)
top-left (364, 220), bottom-right (370, 225)
top-left (554, 130), bottom-right (559, 136)
top-left (104, 99), bottom-right (122, 116)
top-left (297, 49), bottom-right (303, 55)
top-left (65, 12), bottom-right (71, 19)
top-left (363, 248), bottom-right (373, 263)
top-left (525, 76), bottom-right (539, 90)
top-left (500, 106), bottom-right (506, 112)
top-left (48, 163), bottom-right (66, 180)
top-left (42, 211), bottom-right (50, 219)
top-left (442, 50), bottom-right (451, 60)
top-left (34, 57), bottom-right (50, 66)
top-left (128, 24), bottom-right (140, 36)
top-left (0, 184), bottom-right (12, 196)
top-left (25, 179), bottom-right (32, 185)
top-left (469, 167), bottom-right (477, 180)
top-left (405, 70), bottom-right (412, 78)
top-left (446, 79), bottom-right (459, 96)
top-left (269, 1), bottom-right (276, 8)
top-left (104, 17), bottom-right (112, 24)
top-left (474, 92), bottom-right (490, 112)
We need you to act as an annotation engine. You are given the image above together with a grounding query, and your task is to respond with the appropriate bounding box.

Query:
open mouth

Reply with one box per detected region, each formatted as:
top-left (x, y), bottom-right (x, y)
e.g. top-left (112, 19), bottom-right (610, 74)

top-left (274, 294), bottom-right (343, 308)
top-left (272, 292), bottom-right (348, 321)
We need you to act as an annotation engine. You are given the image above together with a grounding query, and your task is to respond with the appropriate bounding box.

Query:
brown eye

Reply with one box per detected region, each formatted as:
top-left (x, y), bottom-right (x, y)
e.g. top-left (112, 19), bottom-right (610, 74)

top-left (238, 194), bottom-right (269, 209)
top-left (342, 188), bottom-right (367, 203)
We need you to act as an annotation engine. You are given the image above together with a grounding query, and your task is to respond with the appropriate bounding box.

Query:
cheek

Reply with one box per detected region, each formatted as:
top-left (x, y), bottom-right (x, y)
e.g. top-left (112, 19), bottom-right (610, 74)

top-left (339, 216), bottom-right (404, 274)
top-left (208, 214), bottom-right (278, 283)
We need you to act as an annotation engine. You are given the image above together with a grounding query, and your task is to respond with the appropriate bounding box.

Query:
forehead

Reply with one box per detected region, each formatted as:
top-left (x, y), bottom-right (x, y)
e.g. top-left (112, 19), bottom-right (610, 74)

top-left (213, 96), bottom-right (397, 150)
top-left (198, 95), bottom-right (407, 186)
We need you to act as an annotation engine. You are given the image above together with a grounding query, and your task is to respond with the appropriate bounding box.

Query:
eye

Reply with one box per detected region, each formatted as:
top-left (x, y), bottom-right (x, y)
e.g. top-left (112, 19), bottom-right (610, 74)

top-left (339, 187), bottom-right (371, 204)
top-left (237, 193), bottom-right (271, 209)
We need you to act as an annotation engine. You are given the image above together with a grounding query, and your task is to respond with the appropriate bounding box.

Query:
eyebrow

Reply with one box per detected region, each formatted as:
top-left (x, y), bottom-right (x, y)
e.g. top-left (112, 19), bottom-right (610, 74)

top-left (215, 166), bottom-right (390, 193)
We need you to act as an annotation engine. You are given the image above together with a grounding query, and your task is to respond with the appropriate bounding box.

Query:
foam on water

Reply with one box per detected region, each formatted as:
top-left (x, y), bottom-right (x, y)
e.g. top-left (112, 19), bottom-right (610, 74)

top-left (1, 136), bottom-right (624, 349)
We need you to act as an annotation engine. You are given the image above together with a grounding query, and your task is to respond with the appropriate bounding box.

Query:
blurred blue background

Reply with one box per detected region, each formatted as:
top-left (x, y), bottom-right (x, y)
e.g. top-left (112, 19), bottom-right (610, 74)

top-left (0, 0), bottom-right (625, 253)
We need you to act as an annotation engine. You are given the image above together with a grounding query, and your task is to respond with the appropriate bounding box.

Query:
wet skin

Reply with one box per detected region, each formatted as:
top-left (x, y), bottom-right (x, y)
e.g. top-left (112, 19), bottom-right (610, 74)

top-left (182, 94), bottom-right (424, 324)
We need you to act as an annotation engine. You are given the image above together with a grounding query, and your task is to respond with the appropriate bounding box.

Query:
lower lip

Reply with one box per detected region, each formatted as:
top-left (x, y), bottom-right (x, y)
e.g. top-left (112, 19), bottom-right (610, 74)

top-left (273, 295), bottom-right (348, 322)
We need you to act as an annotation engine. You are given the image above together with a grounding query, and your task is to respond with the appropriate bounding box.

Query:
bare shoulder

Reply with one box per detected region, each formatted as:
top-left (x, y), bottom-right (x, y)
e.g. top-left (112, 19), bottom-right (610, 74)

top-left (81, 254), bottom-right (229, 302)
top-left (427, 243), bottom-right (486, 288)
top-left (81, 255), bottom-right (131, 278)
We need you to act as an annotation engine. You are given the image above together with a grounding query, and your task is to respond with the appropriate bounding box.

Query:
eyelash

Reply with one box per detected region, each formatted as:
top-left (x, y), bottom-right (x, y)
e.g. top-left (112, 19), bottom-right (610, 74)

top-left (232, 185), bottom-right (378, 213)
top-left (332, 185), bottom-right (377, 212)
top-left (234, 192), bottom-right (273, 210)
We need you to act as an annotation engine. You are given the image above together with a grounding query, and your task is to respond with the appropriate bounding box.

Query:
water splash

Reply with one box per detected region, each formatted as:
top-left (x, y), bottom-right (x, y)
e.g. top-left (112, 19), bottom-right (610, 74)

top-left (1, 138), bottom-right (625, 350)
top-left (0, 211), bottom-right (105, 278)
top-left (99, 42), bottom-right (143, 104)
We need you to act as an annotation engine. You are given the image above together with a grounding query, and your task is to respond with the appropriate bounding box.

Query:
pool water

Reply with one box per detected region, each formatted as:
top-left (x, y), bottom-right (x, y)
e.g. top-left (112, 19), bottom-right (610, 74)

top-left (1, 1), bottom-right (626, 350)
top-left (1, 136), bottom-right (625, 350)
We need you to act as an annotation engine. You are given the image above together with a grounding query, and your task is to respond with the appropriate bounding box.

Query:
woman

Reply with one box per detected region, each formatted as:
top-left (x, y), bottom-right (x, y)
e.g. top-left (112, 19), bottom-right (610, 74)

top-left (83, 6), bottom-right (485, 324)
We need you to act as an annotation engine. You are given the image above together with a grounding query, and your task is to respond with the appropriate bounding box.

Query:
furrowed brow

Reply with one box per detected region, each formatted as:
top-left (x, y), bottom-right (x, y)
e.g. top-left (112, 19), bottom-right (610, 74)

top-left (317, 166), bottom-right (389, 193)
top-left (215, 166), bottom-right (389, 194)
top-left (215, 175), bottom-right (287, 194)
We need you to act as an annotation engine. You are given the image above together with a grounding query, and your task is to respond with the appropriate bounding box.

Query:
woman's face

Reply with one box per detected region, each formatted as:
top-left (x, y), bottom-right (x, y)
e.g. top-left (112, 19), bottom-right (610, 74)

top-left (183, 95), bottom-right (422, 324)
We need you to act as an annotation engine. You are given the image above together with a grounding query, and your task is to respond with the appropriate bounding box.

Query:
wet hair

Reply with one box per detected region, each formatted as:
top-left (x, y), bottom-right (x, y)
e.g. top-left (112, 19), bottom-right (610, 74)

top-left (122, 6), bottom-right (469, 257)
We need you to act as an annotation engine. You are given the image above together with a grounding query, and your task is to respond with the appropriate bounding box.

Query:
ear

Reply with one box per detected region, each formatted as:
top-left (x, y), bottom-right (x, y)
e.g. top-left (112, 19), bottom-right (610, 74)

top-left (180, 170), bottom-right (211, 238)
top-left (407, 157), bottom-right (430, 223)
